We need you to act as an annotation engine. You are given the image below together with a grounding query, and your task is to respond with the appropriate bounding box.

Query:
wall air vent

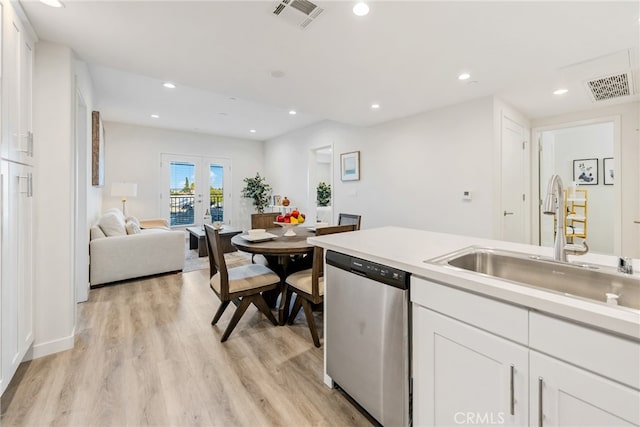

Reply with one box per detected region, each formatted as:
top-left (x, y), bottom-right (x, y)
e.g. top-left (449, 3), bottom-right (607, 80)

top-left (272, 0), bottom-right (324, 29)
top-left (585, 72), bottom-right (634, 102)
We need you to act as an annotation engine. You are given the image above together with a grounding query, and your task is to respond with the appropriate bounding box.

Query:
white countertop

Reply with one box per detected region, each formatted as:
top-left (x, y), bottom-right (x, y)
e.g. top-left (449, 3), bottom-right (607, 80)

top-left (309, 226), bottom-right (640, 341)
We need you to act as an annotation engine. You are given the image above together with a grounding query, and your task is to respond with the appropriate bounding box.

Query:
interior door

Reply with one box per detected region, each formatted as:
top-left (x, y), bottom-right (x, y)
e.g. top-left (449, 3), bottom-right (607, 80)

top-left (160, 154), bottom-right (231, 227)
top-left (501, 116), bottom-right (529, 243)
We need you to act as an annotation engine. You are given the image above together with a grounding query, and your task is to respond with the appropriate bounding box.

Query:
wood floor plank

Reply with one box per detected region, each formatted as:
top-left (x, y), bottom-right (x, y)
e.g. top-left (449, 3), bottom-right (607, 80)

top-left (1, 264), bottom-right (371, 426)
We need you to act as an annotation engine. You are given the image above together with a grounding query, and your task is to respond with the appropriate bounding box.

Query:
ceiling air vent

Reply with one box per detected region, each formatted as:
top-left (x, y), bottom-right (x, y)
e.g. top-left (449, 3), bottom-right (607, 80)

top-left (272, 0), bottom-right (324, 29)
top-left (585, 72), bottom-right (634, 102)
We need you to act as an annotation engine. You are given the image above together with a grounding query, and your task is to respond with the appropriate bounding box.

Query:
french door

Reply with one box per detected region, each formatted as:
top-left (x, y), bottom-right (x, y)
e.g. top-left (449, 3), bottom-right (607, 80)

top-left (160, 154), bottom-right (232, 227)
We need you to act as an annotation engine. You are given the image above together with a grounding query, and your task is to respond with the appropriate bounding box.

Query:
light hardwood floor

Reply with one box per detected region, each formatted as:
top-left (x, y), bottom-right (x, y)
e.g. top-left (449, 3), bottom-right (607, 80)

top-left (1, 268), bottom-right (371, 426)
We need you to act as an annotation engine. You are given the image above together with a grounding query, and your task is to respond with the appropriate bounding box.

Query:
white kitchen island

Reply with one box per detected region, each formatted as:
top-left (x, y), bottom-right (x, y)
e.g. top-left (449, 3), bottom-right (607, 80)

top-left (309, 226), bottom-right (640, 427)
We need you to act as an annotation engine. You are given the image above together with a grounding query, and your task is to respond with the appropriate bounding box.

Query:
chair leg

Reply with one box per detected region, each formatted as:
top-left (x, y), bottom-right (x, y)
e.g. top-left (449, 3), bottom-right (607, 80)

top-left (220, 297), bottom-right (252, 342)
top-left (300, 298), bottom-right (320, 347)
top-left (211, 300), bottom-right (230, 325)
top-left (253, 294), bottom-right (278, 326)
top-left (278, 285), bottom-right (290, 326)
top-left (287, 295), bottom-right (302, 325)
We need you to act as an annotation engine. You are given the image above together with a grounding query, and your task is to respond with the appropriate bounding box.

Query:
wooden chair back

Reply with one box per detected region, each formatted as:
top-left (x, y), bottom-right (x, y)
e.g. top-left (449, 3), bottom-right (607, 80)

top-left (204, 224), bottom-right (230, 300)
top-left (338, 213), bottom-right (362, 230)
top-left (309, 224), bottom-right (356, 302)
top-left (251, 212), bottom-right (279, 230)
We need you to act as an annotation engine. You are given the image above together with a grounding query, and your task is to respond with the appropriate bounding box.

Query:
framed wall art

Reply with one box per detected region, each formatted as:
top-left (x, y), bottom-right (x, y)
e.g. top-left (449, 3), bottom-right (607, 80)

top-left (92, 111), bottom-right (105, 187)
top-left (573, 158), bottom-right (598, 185)
top-left (341, 151), bottom-right (360, 181)
top-left (603, 157), bottom-right (614, 185)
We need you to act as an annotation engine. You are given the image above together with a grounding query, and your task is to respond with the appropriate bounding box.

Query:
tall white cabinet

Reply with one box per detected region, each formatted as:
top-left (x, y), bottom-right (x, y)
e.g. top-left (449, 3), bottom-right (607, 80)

top-left (0, 1), bottom-right (35, 396)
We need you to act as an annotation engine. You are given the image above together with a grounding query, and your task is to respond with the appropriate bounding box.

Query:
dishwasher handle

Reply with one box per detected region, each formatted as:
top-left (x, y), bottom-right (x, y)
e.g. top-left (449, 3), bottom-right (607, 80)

top-left (327, 250), bottom-right (410, 289)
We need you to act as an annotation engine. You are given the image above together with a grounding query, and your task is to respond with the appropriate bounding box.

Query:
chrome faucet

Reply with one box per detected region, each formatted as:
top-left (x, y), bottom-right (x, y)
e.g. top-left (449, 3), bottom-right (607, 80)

top-left (543, 174), bottom-right (588, 262)
top-left (618, 257), bottom-right (634, 274)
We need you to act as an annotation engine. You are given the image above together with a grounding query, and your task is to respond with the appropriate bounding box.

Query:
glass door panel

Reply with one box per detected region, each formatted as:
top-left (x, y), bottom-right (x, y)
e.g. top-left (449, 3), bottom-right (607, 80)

top-left (169, 161), bottom-right (197, 226)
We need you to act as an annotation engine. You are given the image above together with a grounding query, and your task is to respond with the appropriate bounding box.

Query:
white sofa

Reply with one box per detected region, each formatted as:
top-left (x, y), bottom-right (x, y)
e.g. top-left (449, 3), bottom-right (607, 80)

top-left (89, 209), bottom-right (185, 286)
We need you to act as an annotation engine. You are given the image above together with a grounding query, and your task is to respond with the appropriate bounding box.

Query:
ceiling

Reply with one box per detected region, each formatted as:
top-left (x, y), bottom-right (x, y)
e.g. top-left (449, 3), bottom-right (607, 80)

top-left (20, 1), bottom-right (640, 141)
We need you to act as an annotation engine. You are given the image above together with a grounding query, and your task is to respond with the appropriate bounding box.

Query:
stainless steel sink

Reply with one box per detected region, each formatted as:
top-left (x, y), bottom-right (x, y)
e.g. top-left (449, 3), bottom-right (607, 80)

top-left (428, 247), bottom-right (640, 310)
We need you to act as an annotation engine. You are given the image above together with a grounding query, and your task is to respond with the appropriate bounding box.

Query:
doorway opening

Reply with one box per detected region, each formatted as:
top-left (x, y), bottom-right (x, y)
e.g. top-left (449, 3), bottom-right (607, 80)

top-left (534, 119), bottom-right (619, 255)
top-left (307, 146), bottom-right (333, 225)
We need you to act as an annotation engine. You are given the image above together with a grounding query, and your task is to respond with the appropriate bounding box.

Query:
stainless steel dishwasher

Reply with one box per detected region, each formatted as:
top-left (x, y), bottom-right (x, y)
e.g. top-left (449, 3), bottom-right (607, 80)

top-left (325, 250), bottom-right (411, 427)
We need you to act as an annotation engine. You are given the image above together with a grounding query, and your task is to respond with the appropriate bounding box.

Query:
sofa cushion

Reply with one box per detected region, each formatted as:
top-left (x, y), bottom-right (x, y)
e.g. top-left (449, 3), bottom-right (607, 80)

top-left (125, 220), bottom-right (141, 235)
top-left (125, 215), bottom-right (140, 226)
top-left (90, 226), bottom-right (106, 240)
top-left (98, 213), bottom-right (127, 237)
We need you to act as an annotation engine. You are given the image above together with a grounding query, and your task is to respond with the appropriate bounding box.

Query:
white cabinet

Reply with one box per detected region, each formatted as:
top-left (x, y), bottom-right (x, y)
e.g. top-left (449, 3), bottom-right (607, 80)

top-left (0, 1), bottom-right (36, 396)
top-left (2, 14), bottom-right (33, 165)
top-left (413, 306), bottom-right (529, 427)
top-left (530, 351), bottom-right (639, 427)
top-left (412, 276), bottom-right (640, 427)
top-left (1, 162), bottom-right (33, 393)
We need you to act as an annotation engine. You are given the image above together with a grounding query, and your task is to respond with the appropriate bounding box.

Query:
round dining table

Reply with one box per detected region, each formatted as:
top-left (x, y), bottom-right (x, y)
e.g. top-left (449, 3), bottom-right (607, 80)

top-left (231, 225), bottom-right (315, 324)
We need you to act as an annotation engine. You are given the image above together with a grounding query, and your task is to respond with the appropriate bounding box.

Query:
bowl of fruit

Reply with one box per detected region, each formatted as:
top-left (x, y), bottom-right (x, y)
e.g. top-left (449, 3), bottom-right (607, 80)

top-left (274, 210), bottom-right (305, 236)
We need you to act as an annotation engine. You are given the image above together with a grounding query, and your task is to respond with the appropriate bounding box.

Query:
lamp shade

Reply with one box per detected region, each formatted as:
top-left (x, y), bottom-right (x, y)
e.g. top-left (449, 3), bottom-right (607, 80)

top-left (111, 182), bottom-right (138, 197)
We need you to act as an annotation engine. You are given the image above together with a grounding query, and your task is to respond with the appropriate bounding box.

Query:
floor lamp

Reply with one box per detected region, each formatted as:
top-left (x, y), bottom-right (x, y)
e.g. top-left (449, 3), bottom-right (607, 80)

top-left (111, 182), bottom-right (138, 216)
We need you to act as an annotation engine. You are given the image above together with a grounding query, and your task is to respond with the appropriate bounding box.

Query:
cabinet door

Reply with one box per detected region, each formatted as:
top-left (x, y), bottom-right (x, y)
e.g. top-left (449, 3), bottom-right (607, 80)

top-left (413, 306), bottom-right (528, 427)
top-left (19, 31), bottom-right (33, 165)
top-left (3, 18), bottom-right (33, 164)
top-left (530, 351), bottom-right (640, 427)
top-left (16, 163), bottom-right (33, 353)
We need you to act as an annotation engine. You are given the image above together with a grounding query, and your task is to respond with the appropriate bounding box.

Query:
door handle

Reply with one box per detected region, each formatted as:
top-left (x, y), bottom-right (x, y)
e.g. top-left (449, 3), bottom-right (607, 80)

top-left (538, 377), bottom-right (544, 427)
top-left (504, 210), bottom-right (514, 216)
top-left (509, 365), bottom-right (515, 415)
top-left (634, 221), bottom-right (640, 224)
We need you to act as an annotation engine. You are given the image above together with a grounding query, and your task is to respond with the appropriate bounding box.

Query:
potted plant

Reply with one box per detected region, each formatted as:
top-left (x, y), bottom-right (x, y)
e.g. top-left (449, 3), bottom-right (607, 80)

top-left (241, 173), bottom-right (272, 213)
top-left (317, 182), bottom-right (331, 207)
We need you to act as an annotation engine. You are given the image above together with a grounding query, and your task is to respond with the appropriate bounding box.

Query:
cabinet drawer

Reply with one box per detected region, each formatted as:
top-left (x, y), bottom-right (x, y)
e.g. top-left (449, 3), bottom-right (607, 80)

top-left (412, 276), bottom-right (528, 344)
top-left (530, 312), bottom-right (640, 389)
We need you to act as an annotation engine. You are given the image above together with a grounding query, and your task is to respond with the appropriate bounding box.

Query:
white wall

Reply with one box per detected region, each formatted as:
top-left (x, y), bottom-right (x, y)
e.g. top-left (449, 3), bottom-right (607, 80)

top-left (102, 122), bottom-right (264, 231)
top-left (532, 102), bottom-right (639, 257)
top-left (265, 96), bottom-right (498, 238)
top-left (32, 41), bottom-right (75, 357)
top-left (539, 123), bottom-right (614, 254)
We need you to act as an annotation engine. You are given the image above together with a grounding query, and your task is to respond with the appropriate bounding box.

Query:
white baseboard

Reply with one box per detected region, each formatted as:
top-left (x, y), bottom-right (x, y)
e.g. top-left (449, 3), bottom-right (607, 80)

top-left (23, 327), bottom-right (76, 361)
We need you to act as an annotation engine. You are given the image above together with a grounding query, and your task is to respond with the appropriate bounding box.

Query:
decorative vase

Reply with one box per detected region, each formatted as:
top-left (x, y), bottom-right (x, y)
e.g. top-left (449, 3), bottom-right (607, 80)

top-left (282, 196), bottom-right (290, 206)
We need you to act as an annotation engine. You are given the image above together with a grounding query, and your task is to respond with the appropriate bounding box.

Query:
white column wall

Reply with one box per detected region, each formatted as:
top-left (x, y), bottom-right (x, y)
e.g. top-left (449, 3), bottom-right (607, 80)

top-left (265, 96), bottom-right (497, 238)
top-left (32, 41), bottom-right (75, 357)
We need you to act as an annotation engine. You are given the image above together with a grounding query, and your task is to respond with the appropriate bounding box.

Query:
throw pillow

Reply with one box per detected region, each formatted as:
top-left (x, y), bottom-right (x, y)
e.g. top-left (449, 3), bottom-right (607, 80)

top-left (125, 216), bottom-right (140, 227)
top-left (125, 220), bottom-right (141, 235)
top-left (98, 213), bottom-right (127, 237)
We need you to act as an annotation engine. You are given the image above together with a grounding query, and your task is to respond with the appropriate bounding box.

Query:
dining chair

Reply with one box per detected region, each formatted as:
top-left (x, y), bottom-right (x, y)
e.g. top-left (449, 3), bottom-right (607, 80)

top-left (204, 224), bottom-right (280, 342)
top-left (249, 212), bottom-right (280, 264)
top-left (283, 224), bottom-right (356, 347)
top-left (251, 212), bottom-right (279, 230)
top-left (338, 213), bottom-right (362, 230)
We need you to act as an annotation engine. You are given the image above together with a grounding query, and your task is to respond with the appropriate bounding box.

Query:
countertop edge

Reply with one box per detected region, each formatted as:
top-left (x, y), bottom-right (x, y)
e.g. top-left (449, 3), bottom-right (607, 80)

top-left (309, 228), bottom-right (640, 341)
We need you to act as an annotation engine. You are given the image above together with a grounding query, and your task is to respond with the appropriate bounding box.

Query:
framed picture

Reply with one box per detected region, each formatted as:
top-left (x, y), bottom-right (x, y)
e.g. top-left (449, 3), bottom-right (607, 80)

top-left (573, 158), bottom-right (598, 185)
top-left (91, 111), bottom-right (105, 187)
top-left (273, 194), bottom-right (282, 206)
top-left (603, 157), bottom-right (614, 185)
top-left (341, 151), bottom-right (360, 181)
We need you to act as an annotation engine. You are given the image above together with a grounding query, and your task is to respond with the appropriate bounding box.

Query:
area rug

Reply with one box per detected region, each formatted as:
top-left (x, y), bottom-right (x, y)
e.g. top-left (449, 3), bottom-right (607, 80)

top-left (183, 239), bottom-right (252, 272)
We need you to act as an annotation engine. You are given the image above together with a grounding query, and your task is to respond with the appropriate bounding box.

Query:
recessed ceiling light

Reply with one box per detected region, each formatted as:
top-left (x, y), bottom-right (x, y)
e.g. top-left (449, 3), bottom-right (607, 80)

top-left (271, 70), bottom-right (286, 78)
top-left (39, 0), bottom-right (64, 7)
top-left (218, 112), bottom-right (228, 116)
top-left (458, 73), bottom-right (471, 80)
top-left (371, 103), bottom-right (380, 109)
top-left (289, 110), bottom-right (297, 115)
top-left (151, 114), bottom-right (159, 119)
top-left (163, 82), bottom-right (176, 89)
top-left (249, 129), bottom-right (257, 133)
top-left (353, 2), bottom-right (369, 16)
top-left (553, 88), bottom-right (569, 95)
